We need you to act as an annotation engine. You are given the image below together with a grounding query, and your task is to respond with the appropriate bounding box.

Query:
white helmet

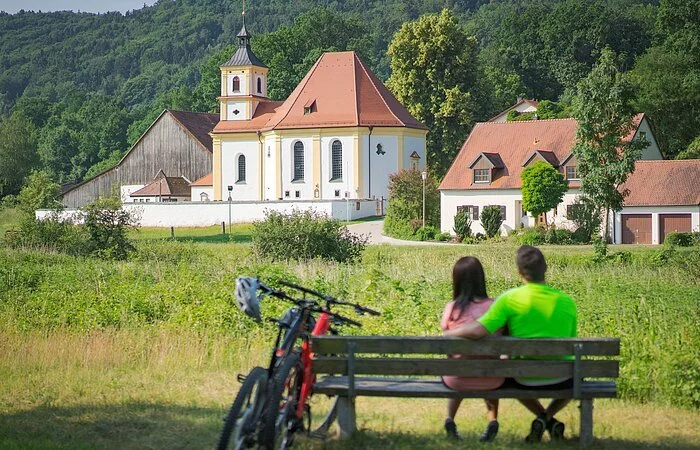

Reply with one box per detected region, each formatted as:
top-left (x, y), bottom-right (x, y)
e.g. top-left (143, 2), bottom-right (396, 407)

top-left (235, 277), bottom-right (261, 322)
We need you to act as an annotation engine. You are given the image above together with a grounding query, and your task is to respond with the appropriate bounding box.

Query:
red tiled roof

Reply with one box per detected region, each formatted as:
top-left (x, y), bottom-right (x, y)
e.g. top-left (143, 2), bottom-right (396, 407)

top-left (440, 115), bottom-right (647, 191)
top-left (191, 173), bottom-right (213, 186)
top-left (131, 175), bottom-right (191, 197)
top-left (168, 110), bottom-right (219, 152)
top-left (211, 51), bottom-right (426, 134)
top-left (622, 160), bottom-right (700, 206)
top-left (440, 119), bottom-right (579, 190)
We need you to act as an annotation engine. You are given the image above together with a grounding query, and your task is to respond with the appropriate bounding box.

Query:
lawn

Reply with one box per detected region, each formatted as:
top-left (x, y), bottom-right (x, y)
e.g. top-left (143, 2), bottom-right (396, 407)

top-left (1, 229), bottom-right (699, 449)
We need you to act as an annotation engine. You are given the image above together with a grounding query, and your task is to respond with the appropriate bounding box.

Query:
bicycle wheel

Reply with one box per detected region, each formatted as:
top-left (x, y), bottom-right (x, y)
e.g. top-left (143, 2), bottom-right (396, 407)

top-left (217, 366), bottom-right (268, 450)
top-left (309, 396), bottom-right (339, 439)
top-left (259, 352), bottom-right (304, 450)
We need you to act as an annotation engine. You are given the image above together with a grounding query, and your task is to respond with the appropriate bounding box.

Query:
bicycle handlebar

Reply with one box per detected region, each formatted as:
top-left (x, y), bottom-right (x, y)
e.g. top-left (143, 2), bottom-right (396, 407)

top-left (278, 280), bottom-right (380, 316)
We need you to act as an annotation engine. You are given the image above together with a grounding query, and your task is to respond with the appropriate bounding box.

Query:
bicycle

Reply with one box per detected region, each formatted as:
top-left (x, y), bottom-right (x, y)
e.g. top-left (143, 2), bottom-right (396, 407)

top-left (217, 277), bottom-right (380, 450)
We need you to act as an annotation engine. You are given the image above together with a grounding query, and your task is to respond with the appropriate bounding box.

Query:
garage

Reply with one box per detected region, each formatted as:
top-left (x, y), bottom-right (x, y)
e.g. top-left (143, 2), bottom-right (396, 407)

top-left (622, 214), bottom-right (652, 244)
top-left (659, 214), bottom-right (692, 244)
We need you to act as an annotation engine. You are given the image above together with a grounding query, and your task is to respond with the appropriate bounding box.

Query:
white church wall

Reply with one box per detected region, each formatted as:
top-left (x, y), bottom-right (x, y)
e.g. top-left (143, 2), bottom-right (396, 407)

top-left (366, 135), bottom-right (398, 200)
top-left (403, 135), bottom-right (427, 172)
top-left (263, 135), bottom-right (278, 200)
top-left (221, 139), bottom-right (260, 201)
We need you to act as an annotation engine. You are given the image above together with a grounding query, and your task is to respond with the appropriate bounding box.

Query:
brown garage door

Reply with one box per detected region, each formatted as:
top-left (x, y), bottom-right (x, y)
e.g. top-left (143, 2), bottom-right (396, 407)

top-left (622, 214), bottom-right (652, 244)
top-left (660, 214), bottom-right (692, 244)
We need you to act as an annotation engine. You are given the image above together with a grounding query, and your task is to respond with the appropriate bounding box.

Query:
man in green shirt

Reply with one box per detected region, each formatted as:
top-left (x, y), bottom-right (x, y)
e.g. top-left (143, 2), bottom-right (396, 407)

top-left (444, 245), bottom-right (577, 443)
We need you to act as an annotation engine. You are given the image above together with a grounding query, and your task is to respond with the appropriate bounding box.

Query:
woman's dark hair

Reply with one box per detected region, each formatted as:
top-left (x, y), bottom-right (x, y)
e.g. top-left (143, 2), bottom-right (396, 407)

top-left (452, 256), bottom-right (488, 315)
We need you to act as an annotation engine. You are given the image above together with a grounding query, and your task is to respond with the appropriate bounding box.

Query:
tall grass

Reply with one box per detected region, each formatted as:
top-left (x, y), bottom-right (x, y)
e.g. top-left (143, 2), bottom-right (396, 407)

top-left (1, 242), bottom-right (698, 408)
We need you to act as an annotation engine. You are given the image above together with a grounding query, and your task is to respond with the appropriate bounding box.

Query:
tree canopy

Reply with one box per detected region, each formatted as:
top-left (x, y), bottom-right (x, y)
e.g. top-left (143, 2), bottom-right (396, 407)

top-left (520, 161), bottom-right (567, 228)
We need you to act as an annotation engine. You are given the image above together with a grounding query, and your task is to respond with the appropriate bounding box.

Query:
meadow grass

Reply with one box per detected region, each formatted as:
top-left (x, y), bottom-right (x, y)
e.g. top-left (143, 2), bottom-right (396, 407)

top-left (1, 232), bottom-right (699, 448)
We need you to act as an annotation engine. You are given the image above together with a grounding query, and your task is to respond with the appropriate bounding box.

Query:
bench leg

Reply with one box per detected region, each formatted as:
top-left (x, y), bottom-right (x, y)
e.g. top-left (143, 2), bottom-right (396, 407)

top-left (579, 399), bottom-right (594, 446)
top-left (336, 396), bottom-right (356, 439)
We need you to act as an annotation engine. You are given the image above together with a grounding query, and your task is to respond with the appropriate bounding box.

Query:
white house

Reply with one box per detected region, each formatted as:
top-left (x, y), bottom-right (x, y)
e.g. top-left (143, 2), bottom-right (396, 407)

top-left (439, 114), bottom-right (671, 240)
top-left (488, 98), bottom-right (539, 122)
top-left (197, 16), bottom-right (427, 204)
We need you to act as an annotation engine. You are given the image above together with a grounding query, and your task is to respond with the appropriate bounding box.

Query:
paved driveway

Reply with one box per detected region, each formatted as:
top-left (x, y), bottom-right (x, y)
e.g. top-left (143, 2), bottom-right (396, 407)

top-left (346, 219), bottom-right (452, 246)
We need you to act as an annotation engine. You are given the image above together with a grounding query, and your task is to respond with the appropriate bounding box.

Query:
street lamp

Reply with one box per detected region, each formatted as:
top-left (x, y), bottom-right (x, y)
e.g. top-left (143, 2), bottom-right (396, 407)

top-left (227, 185), bottom-right (233, 234)
top-left (421, 171), bottom-right (427, 229)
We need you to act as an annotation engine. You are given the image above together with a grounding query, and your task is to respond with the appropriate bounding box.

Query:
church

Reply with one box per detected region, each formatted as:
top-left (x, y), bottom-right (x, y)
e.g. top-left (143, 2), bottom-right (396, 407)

top-left (198, 14), bottom-right (427, 203)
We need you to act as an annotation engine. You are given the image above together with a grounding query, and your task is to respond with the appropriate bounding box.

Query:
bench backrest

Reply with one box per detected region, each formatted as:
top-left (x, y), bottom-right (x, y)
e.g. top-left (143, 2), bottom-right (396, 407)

top-left (311, 336), bottom-right (620, 390)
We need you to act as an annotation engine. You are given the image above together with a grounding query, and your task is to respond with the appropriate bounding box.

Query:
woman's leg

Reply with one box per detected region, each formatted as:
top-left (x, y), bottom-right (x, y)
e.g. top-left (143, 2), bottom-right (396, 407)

top-left (484, 399), bottom-right (499, 421)
top-left (447, 398), bottom-right (462, 420)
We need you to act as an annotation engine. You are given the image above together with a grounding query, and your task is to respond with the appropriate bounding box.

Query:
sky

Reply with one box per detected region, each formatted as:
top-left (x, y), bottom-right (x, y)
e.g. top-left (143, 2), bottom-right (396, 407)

top-left (0, 0), bottom-right (157, 14)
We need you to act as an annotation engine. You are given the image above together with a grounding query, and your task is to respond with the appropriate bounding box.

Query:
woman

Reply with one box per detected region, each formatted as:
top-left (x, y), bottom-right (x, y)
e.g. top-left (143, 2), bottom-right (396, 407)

top-left (440, 256), bottom-right (504, 442)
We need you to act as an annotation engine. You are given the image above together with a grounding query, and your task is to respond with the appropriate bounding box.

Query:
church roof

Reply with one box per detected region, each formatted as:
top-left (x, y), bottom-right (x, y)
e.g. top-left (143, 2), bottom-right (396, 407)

top-left (212, 51), bottom-right (426, 134)
top-left (222, 46), bottom-right (267, 68)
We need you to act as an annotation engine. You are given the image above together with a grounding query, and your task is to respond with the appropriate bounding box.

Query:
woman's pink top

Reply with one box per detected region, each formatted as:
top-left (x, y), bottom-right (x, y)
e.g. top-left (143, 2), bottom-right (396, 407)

top-left (440, 298), bottom-right (505, 391)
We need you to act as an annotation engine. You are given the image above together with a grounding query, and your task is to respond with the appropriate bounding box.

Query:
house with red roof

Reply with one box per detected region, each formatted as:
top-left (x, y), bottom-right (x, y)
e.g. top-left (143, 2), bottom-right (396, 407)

top-left (437, 114), bottom-right (698, 244)
top-left (201, 15), bottom-right (427, 203)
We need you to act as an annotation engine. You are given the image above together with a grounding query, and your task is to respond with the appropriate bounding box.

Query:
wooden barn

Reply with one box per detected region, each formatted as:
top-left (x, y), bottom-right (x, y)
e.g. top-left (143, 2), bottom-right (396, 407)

top-left (60, 110), bottom-right (218, 208)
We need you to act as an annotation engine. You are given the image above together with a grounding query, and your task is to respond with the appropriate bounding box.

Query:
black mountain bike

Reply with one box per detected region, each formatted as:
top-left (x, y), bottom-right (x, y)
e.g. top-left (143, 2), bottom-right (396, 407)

top-left (217, 278), bottom-right (379, 450)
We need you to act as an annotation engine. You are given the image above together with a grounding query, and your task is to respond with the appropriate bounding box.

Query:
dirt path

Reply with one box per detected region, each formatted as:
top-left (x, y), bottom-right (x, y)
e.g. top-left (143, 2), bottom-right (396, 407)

top-left (346, 219), bottom-right (452, 246)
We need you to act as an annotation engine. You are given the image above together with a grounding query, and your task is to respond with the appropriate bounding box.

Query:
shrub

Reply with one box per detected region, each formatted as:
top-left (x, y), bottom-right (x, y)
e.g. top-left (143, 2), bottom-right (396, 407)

top-left (480, 205), bottom-right (503, 238)
top-left (514, 227), bottom-right (545, 245)
top-left (592, 236), bottom-right (608, 264)
top-left (452, 209), bottom-right (472, 241)
top-left (8, 211), bottom-right (87, 255)
top-left (415, 225), bottom-right (438, 241)
top-left (251, 209), bottom-right (367, 263)
top-left (567, 196), bottom-right (601, 243)
top-left (82, 196), bottom-right (139, 260)
top-left (436, 232), bottom-right (451, 242)
top-left (665, 232), bottom-right (694, 247)
top-left (383, 169), bottom-right (440, 239)
top-left (545, 228), bottom-right (574, 245)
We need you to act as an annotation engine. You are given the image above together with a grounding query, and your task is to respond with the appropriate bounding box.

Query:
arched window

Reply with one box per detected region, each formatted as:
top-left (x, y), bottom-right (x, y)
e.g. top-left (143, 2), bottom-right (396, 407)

top-left (257, 77), bottom-right (262, 94)
top-left (200, 192), bottom-right (210, 202)
top-left (237, 154), bottom-right (246, 182)
top-left (331, 140), bottom-right (342, 180)
top-left (232, 76), bottom-right (240, 93)
top-left (293, 141), bottom-right (304, 181)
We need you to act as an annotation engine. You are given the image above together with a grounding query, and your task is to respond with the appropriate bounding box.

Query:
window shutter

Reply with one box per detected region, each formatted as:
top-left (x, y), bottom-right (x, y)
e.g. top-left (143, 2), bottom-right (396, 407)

top-left (500, 205), bottom-right (506, 220)
top-left (473, 206), bottom-right (479, 220)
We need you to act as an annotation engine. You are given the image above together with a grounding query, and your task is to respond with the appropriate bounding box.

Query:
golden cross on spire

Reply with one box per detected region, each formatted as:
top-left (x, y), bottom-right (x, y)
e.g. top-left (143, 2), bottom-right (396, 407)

top-left (242, 0), bottom-right (246, 16)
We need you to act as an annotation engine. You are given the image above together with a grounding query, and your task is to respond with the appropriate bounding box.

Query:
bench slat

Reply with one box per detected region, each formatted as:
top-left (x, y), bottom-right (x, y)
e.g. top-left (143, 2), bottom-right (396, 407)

top-left (311, 336), bottom-right (620, 356)
top-left (313, 376), bottom-right (617, 399)
top-left (313, 357), bottom-right (619, 378)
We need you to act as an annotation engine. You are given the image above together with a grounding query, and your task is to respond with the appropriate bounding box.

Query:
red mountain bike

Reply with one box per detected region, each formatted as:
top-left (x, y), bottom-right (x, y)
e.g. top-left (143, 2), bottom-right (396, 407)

top-left (217, 277), bottom-right (379, 450)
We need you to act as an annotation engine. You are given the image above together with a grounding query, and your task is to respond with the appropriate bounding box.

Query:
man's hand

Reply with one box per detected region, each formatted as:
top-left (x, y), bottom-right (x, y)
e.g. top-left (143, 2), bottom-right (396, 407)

top-left (443, 321), bottom-right (489, 339)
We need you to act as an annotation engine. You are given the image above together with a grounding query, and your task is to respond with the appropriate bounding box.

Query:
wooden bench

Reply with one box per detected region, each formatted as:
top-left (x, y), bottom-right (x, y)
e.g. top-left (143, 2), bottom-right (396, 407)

top-left (311, 336), bottom-right (620, 445)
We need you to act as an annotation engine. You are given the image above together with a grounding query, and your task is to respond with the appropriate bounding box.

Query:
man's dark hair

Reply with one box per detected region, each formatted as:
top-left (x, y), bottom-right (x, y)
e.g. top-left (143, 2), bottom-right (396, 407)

top-left (516, 245), bottom-right (547, 283)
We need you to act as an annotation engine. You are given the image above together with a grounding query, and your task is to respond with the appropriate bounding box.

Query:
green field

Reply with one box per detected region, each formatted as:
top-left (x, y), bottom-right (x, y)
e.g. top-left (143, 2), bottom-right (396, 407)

top-left (1, 226), bottom-right (699, 448)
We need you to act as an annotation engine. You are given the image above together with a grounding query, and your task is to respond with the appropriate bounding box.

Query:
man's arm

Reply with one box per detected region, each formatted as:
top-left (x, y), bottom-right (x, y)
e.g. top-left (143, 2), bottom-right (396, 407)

top-left (443, 321), bottom-right (489, 339)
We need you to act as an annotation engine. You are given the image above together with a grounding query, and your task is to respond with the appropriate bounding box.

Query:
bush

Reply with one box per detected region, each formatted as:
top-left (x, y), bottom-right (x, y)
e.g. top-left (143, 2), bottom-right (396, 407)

top-left (545, 228), bottom-right (574, 245)
top-left (480, 205), bottom-right (503, 238)
top-left (252, 209), bottom-right (367, 263)
top-left (82, 196), bottom-right (139, 260)
top-left (452, 209), bottom-right (472, 241)
top-left (383, 169), bottom-right (440, 239)
top-left (592, 236), bottom-right (608, 264)
top-left (436, 232), bottom-right (451, 242)
top-left (415, 225), bottom-right (438, 241)
top-left (514, 227), bottom-right (545, 245)
top-left (567, 196), bottom-right (601, 243)
top-left (7, 211), bottom-right (87, 255)
top-left (665, 232), bottom-right (694, 247)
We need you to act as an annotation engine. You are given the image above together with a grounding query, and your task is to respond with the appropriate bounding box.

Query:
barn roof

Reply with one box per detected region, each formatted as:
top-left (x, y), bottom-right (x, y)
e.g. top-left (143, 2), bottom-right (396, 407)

top-left (168, 110), bottom-right (219, 152)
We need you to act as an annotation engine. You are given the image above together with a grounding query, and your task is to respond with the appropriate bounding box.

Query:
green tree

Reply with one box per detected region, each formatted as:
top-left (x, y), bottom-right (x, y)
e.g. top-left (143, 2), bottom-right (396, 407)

top-left (480, 205), bottom-right (503, 238)
top-left (383, 169), bottom-right (440, 239)
top-left (520, 161), bottom-right (567, 228)
top-left (0, 112), bottom-right (39, 198)
top-left (387, 9), bottom-right (478, 177)
top-left (676, 137), bottom-right (700, 160)
top-left (82, 196), bottom-right (139, 260)
top-left (16, 171), bottom-right (62, 215)
top-left (573, 48), bottom-right (648, 240)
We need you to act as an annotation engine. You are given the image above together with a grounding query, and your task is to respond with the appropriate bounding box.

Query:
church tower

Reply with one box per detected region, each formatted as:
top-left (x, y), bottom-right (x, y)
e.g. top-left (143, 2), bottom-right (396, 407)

top-left (218, 8), bottom-right (268, 122)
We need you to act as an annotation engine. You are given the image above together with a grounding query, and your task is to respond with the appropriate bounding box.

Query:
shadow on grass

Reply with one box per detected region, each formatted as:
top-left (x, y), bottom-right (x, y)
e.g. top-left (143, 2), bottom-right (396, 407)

top-left (170, 232), bottom-right (253, 244)
top-left (2, 403), bottom-right (696, 450)
top-left (0, 402), bottom-right (225, 450)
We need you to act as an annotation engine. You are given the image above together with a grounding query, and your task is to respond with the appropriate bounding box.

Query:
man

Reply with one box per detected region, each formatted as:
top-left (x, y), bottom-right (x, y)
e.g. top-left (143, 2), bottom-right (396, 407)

top-left (444, 245), bottom-right (577, 443)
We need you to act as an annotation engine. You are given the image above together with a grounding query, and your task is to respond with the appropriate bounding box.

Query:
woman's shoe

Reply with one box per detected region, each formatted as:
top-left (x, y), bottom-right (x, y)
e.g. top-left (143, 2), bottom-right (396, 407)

top-left (479, 420), bottom-right (499, 442)
top-left (444, 418), bottom-right (461, 440)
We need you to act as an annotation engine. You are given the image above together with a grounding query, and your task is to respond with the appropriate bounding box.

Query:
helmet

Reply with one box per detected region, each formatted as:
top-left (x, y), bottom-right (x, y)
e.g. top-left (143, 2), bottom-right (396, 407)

top-left (235, 277), bottom-right (262, 322)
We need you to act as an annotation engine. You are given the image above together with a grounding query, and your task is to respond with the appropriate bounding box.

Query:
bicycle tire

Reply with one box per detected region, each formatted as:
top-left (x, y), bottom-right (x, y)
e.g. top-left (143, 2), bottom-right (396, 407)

top-left (309, 396), bottom-right (339, 439)
top-left (217, 366), bottom-right (268, 450)
top-left (258, 352), bottom-right (304, 450)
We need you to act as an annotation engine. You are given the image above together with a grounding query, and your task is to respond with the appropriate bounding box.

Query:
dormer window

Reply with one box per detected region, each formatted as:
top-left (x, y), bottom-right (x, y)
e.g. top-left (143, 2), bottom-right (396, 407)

top-left (474, 168), bottom-right (490, 183)
top-left (304, 99), bottom-right (316, 115)
top-left (565, 165), bottom-right (580, 180)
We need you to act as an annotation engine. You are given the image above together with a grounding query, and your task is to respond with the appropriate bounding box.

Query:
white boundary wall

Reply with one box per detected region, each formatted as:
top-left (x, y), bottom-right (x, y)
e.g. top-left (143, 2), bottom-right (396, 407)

top-left (37, 199), bottom-right (380, 227)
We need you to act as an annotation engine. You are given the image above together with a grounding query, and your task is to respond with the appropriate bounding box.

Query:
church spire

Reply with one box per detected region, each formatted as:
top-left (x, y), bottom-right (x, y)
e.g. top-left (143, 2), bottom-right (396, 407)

top-left (237, 0), bottom-right (250, 48)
